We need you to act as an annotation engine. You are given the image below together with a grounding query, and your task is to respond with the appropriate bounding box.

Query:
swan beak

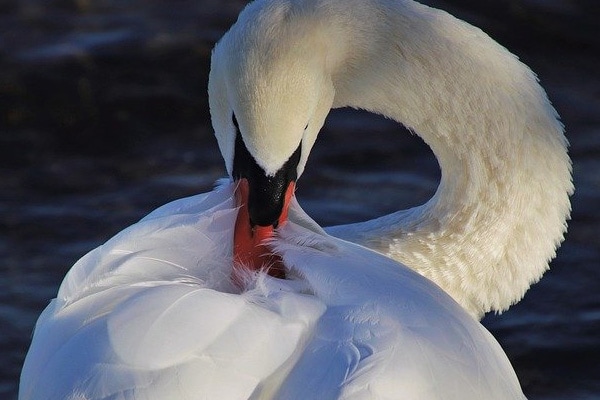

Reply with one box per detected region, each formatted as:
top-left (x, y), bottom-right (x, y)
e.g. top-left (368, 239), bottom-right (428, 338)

top-left (233, 178), bottom-right (295, 283)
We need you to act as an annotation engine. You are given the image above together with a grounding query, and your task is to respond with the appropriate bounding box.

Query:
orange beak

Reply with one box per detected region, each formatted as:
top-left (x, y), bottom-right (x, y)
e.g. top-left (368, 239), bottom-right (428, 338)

top-left (233, 178), bottom-right (295, 286)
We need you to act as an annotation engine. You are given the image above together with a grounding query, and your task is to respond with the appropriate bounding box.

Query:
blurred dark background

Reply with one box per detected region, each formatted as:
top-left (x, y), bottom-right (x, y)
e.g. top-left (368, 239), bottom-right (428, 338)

top-left (1, 0), bottom-right (599, 399)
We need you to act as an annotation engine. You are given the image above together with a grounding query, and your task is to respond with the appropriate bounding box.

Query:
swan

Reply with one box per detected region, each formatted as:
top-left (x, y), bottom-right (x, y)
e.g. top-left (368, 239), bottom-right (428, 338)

top-left (19, 0), bottom-right (573, 399)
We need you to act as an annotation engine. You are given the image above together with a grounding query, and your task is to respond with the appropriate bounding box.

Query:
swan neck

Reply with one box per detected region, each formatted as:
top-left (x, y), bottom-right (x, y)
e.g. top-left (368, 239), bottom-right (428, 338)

top-left (324, 1), bottom-right (572, 317)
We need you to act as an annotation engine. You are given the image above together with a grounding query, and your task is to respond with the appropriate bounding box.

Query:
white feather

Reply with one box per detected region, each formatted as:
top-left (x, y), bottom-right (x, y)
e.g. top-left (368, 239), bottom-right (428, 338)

top-left (20, 183), bottom-right (525, 399)
top-left (21, 0), bottom-right (573, 398)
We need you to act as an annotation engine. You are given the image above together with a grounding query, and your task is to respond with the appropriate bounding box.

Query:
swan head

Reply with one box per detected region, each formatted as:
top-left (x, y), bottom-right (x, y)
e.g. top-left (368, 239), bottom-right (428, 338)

top-left (208, 0), bottom-right (335, 277)
top-left (209, 1), bottom-right (336, 179)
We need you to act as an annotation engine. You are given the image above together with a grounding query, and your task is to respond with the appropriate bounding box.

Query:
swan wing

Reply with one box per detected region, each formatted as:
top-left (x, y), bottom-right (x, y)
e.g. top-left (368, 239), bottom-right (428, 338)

top-left (19, 185), bottom-right (325, 400)
top-left (20, 184), bottom-right (525, 399)
top-left (274, 204), bottom-right (526, 400)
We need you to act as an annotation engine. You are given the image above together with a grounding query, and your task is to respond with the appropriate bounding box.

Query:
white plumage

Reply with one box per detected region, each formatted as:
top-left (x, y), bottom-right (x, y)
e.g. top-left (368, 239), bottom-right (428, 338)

top-left (20, 0), bottom-right (572, 398)
top-left (21, 183), bottom-right (525, 399)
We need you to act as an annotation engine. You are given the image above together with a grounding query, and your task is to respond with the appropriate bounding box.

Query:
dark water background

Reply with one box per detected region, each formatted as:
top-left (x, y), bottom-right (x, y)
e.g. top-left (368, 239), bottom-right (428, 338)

top-left (1, 0), bottom-right (599, 398)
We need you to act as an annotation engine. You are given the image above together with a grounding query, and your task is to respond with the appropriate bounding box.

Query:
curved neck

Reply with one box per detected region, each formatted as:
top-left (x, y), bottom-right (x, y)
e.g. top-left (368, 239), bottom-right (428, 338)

top-left (322, 0), bottom-right (572, 318)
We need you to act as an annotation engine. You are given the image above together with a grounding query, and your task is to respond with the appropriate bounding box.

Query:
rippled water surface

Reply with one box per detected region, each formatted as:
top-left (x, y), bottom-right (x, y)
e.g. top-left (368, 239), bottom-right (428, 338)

top-left (1, 1), bottom-right (599, 399)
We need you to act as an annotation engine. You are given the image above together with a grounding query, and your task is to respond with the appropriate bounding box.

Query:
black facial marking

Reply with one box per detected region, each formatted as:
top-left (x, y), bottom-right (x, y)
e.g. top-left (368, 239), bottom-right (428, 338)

top-left (232, 114), bottom-right (301, 227)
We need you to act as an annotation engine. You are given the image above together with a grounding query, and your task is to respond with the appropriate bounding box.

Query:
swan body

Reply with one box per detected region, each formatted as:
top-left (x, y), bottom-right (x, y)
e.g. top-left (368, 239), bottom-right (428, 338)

top-left (20, 0), bottom-right (572, 398)
top-left (20, 183), bottom-right (525, 399)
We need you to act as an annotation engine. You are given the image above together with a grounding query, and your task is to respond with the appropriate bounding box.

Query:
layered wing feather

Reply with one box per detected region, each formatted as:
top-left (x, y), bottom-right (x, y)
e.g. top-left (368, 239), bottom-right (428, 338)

top-left (274, 205), bottom-right (525, 399)
top-left (19, 185), bottom-right (325, 400)
top-left (20, 183), bottom-right (525, 399)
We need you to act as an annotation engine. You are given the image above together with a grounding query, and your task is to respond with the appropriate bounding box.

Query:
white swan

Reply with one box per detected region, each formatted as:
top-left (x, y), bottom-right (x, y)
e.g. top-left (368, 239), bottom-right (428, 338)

top-left (19, 0), bottom-right (573, 399)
